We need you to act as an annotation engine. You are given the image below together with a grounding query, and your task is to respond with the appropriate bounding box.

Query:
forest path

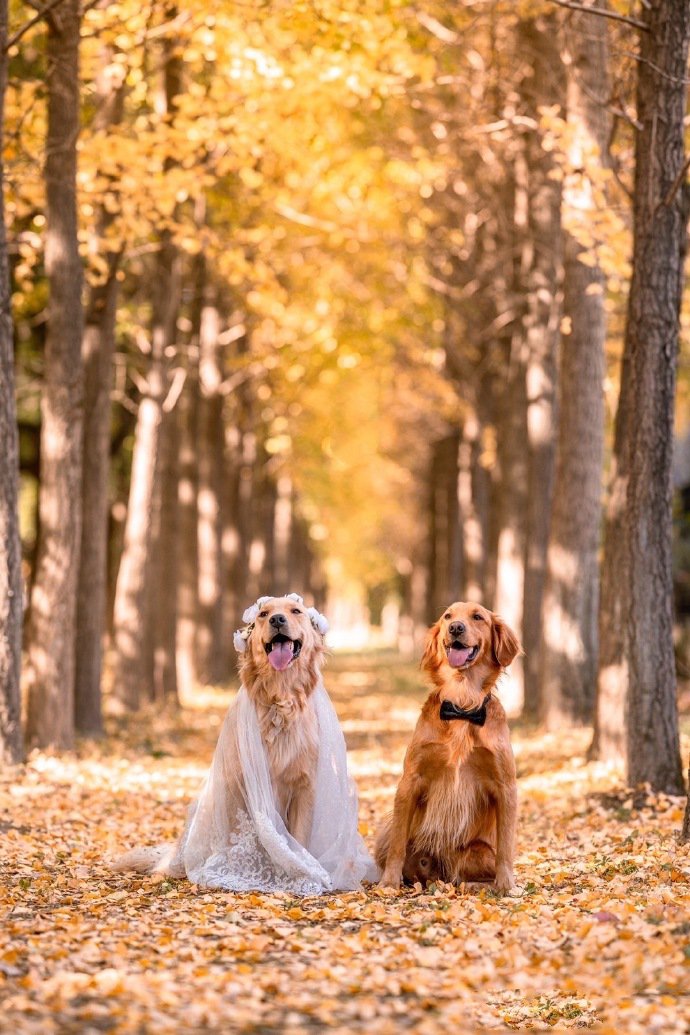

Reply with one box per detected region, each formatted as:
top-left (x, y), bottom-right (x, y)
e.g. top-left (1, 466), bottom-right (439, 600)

top-left (1, 653), bottom-right (688, 1033)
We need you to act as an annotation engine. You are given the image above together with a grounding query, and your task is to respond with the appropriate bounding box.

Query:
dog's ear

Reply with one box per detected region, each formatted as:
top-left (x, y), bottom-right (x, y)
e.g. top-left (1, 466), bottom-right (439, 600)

top-left (491, 615), bottom-right (522, 668)
top-left (421, 620), bottom-right (445, 676)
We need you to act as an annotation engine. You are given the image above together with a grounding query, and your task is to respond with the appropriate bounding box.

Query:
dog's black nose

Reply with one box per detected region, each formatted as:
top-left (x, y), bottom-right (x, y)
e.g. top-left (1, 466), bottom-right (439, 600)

top-left (448, 621), bottom-right (466, 638)
top-left (269, 613), bottom-right (287, 629)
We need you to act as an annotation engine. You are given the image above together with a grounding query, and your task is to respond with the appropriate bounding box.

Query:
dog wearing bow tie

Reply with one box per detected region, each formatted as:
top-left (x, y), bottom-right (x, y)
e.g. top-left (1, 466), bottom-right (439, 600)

top-left (376, 602), bottom-right (522, 892)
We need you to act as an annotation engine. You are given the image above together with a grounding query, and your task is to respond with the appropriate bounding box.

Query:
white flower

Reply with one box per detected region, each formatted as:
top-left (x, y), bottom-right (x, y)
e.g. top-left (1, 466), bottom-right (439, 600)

top-left (307, 607), bottom-right (329, 636)
top-left (242, 596), bottom-right (272, 624)
top-left (239, 593), bottom-right (327, 640)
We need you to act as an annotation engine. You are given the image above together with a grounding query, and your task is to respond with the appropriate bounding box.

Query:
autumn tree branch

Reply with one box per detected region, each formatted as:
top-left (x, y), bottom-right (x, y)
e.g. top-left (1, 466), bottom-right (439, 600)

top-left (548, 0), bottom-right (649, 32)
top-left (5, 0), bottom-right (68, 51)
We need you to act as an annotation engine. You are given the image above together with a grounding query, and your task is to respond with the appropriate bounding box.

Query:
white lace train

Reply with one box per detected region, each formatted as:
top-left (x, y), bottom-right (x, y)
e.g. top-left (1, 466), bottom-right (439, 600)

top-left (163, 682), bottom-right (378, 895)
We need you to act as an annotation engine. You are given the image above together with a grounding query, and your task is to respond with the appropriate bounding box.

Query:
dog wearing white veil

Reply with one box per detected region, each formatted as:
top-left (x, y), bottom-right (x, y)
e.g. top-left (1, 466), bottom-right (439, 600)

top-left (112, 594), bottom-right (377, 895)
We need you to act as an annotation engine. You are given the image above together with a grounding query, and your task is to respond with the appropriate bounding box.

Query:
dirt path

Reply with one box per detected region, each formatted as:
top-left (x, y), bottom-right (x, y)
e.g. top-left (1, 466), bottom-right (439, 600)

top-left (1, 654), bottom-right (688, 1033)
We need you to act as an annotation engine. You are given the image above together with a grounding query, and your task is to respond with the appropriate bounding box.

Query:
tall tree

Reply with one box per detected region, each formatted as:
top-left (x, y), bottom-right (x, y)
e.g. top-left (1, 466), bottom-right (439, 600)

top-left (176, 252), bottom-right (203, 699)
top-left (540, 6), bottom-right (610, 728)
top-left (426, 433), bottom-right (461, 621)
top-left (196, 284), bottom-right (225, 684)
top-left (150, 386), bottom-right (181, 702)
top-left (493, 160), bottom-right (528, 714)
top-left (111, 17), bottom-right (181, 710)
top-left (593, 0), bottom-right (689, 793)
top-left (111, 237), bottom-right (178, 710)
top-left (517, 13), bottom-right (564, 717)
top-left (74, 44), bottom-right (126, 735)
top-left (0, 0), bottom-right (23, 765)
top-left (26, 0), bottom-right (84, 750)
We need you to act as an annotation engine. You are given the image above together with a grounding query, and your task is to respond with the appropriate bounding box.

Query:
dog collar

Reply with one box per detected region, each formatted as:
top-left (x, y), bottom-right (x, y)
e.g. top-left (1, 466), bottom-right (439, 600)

top-left (440, 692), bottom-right (492, 726)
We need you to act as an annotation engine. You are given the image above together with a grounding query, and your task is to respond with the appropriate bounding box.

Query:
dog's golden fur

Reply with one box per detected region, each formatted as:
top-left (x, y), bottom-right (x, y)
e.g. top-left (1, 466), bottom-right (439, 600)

top-left (237, 597), bottom-right (325, 843)
top-left (112, 596), bottom-right (325, 876)
top-left (376, 602), bottom-right (521, 892)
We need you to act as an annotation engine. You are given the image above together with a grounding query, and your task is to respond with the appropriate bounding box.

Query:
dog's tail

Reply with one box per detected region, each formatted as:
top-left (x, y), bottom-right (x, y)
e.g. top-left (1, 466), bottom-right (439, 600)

top-left (109, 843), bottom-right (185, 879)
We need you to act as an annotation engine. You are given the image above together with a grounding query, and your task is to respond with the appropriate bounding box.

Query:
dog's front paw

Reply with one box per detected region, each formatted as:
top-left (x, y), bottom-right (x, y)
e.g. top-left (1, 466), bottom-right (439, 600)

top-left (493, 867), bottom-right (515, 894)
top-left (378, 868), bottom-right (402, 889)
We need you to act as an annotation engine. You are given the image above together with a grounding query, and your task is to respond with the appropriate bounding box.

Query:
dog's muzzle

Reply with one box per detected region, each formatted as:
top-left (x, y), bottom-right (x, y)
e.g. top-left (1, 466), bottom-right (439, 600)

top-left (264, 633), bottom-right (302, 671)
top-left (446, 641), bottom-right (479, 669)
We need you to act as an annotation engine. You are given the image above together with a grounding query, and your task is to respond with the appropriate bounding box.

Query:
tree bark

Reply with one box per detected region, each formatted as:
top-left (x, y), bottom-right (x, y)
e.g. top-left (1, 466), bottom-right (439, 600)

top-left (112, 236), bottom-right (179, 710)
top-left (150, 396), bottom-right (180, 702)
top-left (493, 140), bottom-right (528, 715)
top-left (75, 257), bottom-right (119, 733)
top-left (0, 0), bottom-right (24, 765)
top-left (74, 47), bottom-right (126, 734)
top-left (457, 413), bottom-right (485, 602)
top-left (493, 331), bottom-right (528, 714)
top-left (26, 0), bottom-right (83, 750)
top-left (176, 259), bottom-right (202, 700)
top-left (426, 433), bottom-right (461, 622)
top-left (111, 18), bottom-right (181, 710)
top-left (274, 474), bottom-right (294, 593)
top-left (518, 14), bottom-right (564, 718)
top-left (111, 351), bottom-right (165, 710)
top-left (593, 0), bottom-right (689, 794)
top-left (196, 287), bottom-right (225, 684)
top-left (540, 6), bottom-right (609, 729)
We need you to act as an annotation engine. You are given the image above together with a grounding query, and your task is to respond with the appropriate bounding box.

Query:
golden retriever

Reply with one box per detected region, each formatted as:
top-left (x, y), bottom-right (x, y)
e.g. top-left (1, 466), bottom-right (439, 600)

top-left (375, 601), bottom-right (521, 892)
top-left (112, 595), bottom-right (326, 876)
top-left (235, 594), bottom-right (325, 843)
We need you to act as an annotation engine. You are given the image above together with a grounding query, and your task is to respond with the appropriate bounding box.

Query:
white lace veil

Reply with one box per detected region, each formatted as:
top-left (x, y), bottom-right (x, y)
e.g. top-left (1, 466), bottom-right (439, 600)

top-left (164, 681), bottom-right (378, 895)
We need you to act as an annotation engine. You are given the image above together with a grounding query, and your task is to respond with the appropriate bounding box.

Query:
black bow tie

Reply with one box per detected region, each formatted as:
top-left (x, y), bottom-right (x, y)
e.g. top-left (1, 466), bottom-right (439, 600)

top-left (439, 693), bottom-right (492, 727)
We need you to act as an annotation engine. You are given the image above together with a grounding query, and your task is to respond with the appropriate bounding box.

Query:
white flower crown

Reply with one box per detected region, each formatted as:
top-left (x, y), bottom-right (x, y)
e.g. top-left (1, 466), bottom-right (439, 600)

top-left (233, 593), bottom-right (329, 653)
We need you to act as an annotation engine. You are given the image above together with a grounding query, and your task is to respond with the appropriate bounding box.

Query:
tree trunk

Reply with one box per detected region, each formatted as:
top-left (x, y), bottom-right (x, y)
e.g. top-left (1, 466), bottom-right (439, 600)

top-left (493, 339), bottom-right (528, 714)
top-left (518, 13), bottom-right (564, 718)
top-left (75, 259), bottom-right (119, 734)
top-left (223, 421), bottom-right (243, 640)
top-left (74, 42), bottom-right (126, 735)
top-left (0, 0), bottom-right (23, 765)
top-left (274, 474), bottom-right (294, 592)
top-left (540, 7), bottom-right (609, 729)
top-left (151, 398), bottom-right (179, 702)
top-left (176, 261), bottom-right (202, 700)
top-left (593, 0), bottom-right (689, 794)
top-left (232, 415), bottom-right (256, 614)
top-left (111, 354), bottom-right (165, 710)
top-left (26, 0), bottom-right (83, 750)
top-left (457, 413), bottom-right (485, 602)
top-left (111, 241), bottom-right (179, 709)
top-left (493, 157), bottom-right (528, 718)
top-left (111, 18), bottom-right (181, 710)
top-left (196, 288), bottom-right (225, 683)
top-left (426, 433), bottom-right (461, 622)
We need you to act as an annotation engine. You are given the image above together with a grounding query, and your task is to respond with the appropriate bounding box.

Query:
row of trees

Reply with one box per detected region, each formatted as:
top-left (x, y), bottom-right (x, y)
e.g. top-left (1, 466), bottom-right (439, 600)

top-left (3, 0), bottom-right (449, 758)
top-left (0, 0), bottom-right (688, 801)
top-left (421, 0), bottom-right (690, 794)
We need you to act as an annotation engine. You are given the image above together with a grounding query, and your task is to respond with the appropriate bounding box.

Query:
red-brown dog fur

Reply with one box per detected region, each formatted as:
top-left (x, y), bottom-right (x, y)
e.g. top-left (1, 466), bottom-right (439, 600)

top-left (375, 602), bottom-right (521, 892)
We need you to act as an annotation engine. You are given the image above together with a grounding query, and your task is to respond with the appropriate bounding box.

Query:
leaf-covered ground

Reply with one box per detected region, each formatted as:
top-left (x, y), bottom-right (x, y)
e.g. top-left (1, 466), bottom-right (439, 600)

top-left (1, 654), bottom-right (689, 1033)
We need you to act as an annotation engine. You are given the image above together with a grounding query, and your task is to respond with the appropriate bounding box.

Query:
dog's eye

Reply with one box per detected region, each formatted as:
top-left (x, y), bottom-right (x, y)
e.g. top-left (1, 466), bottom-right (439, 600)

top-left (291, 608), bottom-right (301, 615)
top-left (473, 613), bottom-right (483, 622)
top-left (258, 610), bottom-right (268, 618)
top-left (443, 612), bottom-right (451, 620)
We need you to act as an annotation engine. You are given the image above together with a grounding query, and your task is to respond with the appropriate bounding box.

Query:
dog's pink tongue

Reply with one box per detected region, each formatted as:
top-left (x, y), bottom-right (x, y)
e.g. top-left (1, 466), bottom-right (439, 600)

top-left (448, 646), bottom-right (472, 668)
top-left (268, 641), bottom-right (293, 671)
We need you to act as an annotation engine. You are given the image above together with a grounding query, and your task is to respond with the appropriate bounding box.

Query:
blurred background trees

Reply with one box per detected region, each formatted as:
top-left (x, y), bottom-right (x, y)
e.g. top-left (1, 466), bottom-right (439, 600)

top-left (1, 0), bottom-right (690, 794)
